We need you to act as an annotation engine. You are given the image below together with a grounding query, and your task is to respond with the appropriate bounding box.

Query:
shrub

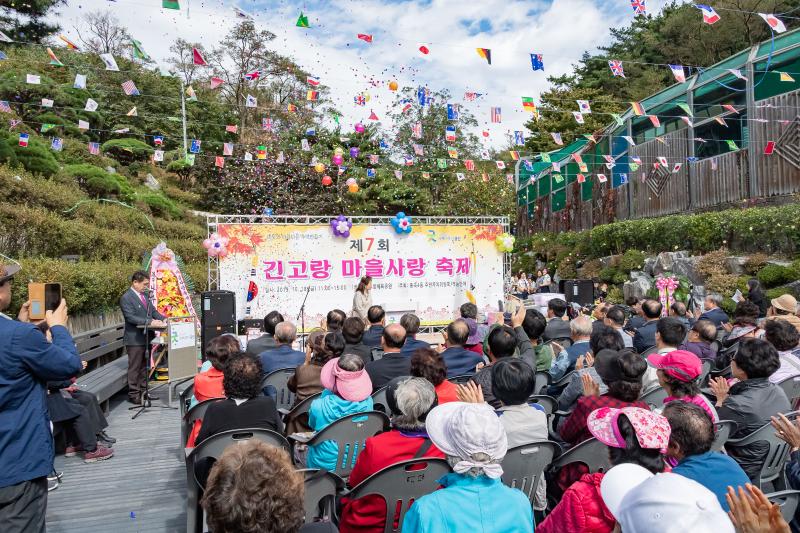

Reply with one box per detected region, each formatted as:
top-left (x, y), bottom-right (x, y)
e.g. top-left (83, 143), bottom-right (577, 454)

top-left (757, 264), bottom-right (800, 288)
top-left (618, 250), bottom-right (646, 274)
top-left (100, 139), bottom-right (154, 164)
top-left (137, 192), bottom-right (182, 219)
top-left (599, 267), bottom-right (618, 284)
top-left (606, 285), bottom-right (624, 304)
top-left (744, 253), bottom-right (769, 275)
top-left (162, 183), bottom-right (202, 206)
top-left (0, 135), bottom-right (18, 166)
top-left (63, 164), bottom-right (134, 202)
top-left (580, 258), bottom-right (603, 279)
top-left (767, 286), bottom-right (799, 300)
top-left (0, 167), bottom-right (84, 211)
top-left (9, 135), bottom-right (59, 177)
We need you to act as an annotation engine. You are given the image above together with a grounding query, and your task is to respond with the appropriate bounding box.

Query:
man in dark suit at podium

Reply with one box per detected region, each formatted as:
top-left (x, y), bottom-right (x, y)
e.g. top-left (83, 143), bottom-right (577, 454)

top-left (120, 271), bottom-right (165, 405)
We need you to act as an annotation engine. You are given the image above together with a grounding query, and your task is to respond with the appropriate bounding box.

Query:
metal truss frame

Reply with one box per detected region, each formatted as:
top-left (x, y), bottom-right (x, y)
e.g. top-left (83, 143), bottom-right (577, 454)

top-left (207, 214), bottom-right (510, 291)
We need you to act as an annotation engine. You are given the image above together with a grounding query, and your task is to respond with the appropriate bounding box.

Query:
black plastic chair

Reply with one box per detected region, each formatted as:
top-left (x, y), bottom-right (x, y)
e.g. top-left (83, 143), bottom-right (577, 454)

top-left (447, 374), bottom-right (474, 385)
top-left (281, 391), bottom-right (322, 428)
top-left (766, 490), bottom-right (800, 524)
top-left (777, 377), bottom-right (800, 407)
top-left (640, 385), bottom-right (668, 410)
top-left (550, 437), bottom-right (612, 474)
top-left (501, 441), bottom-right (561, 505)
top-left (181, 399), bottom-right (218, 449)
top-left (345, 458), bottom-right (451, 533)
top-left (371, 348), bottom-right (384, 362)
top-left (297, 411), bottom-right (390, 479)
top-left (528, 395), bottom-right (558, 416)
top-left (549, 370), bottom-right (575, 389)
top-left (261, 367), bottom-right (297, 411)
top-left (299, 468), bottom-right (345, 524)
top-left (371, 386), bottom-right (389, 414)
top-left (639, 346), bottom-right (658, 357)
top-left (185, 428), bottom-right (291, 533)
top-left (179, 379), bottom-right (196, 417)
top-left (711, 420), bottom-right (737, 452)
top-left (726, 415), bottom-right (797, 489)
top-left (698, 360), bottom-right (712, 386)
top-left (534, 372), bottom-right (550, 395)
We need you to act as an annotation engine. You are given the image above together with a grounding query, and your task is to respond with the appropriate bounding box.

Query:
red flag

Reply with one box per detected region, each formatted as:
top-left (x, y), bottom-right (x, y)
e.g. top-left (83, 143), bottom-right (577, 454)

top-left (764, 141), bottom-right (776, 155)
top-left (192, 48), bottom-right (207, 66)
top-left (210, 77), bottom-right (224, 89)
top-left (419, 45), bottom-right (430, 55)
top-left (215, 156), bottom-right (224, 168)
top-left (357, 34), bottom-right (373, 43)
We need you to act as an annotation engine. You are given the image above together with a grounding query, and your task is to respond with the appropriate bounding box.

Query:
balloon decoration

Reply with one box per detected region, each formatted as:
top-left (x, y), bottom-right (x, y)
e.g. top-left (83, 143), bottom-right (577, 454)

top-left (346, 177), bottom-right (359, 193)
top-left (330, 215), bottom-right (353, 238)
top-left (388, 80), bottom-right (398, 91)
top-left (334, 147), bottom-right (344, 156)
top-left (354, 123), bottom-right (365, 133)
top-left (203, 232), bottom-right (229, 257)
top-left (321, 175), bottom-right (333, 186)
top-left (391, 212), bottom-right (413, 234)
top-left (495, 232), bottom-right (515, 252)
top-left (313, 162), bottom-right (325, 173)
top-left (331, 154), bottom-right (343, 165)
top-left (349, 147), bottom-right (360, 158)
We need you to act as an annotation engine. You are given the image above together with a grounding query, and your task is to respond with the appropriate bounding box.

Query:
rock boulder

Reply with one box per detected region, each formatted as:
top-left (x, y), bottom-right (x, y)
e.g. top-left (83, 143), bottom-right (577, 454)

top-left (624, 271), bottom-right (653, 302)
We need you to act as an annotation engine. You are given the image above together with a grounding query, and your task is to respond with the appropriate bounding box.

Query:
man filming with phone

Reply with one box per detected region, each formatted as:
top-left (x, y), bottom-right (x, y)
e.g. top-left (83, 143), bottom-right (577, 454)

top-left (0, 262), bottom-right (82, 532)
top-left (120, 271), bottom-right (166, 405)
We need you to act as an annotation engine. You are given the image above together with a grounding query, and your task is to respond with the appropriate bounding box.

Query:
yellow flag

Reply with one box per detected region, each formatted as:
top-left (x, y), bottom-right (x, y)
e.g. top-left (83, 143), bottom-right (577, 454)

top-left (779, 71), bottom-right (795, 82)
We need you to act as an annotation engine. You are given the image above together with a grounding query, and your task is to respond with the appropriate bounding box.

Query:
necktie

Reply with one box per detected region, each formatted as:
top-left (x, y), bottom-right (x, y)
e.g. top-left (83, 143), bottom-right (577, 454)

top-left (139, 292), bottom-right (147, 308)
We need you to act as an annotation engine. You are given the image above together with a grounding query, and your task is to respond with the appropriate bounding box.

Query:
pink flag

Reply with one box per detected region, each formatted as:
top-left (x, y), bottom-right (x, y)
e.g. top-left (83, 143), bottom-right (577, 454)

top-left (210, 77), bottom-right (224, 89)
top-left (192, 48), bottom-right (207, 66)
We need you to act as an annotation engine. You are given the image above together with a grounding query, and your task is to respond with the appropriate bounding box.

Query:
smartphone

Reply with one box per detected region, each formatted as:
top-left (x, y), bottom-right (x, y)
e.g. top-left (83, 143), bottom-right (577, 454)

top-left (29, 283), bottom-right (62, 320)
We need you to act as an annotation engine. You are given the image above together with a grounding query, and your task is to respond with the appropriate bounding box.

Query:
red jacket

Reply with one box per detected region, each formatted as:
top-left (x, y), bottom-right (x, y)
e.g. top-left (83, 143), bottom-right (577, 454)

top-left (536, 473), bottom-right (616, 533)
top-left (193, 367), bottom-right (225, 404)
top-left (339, 430), bottom-right (445, 533)
top-left (559, 395), bottom-right (650, 445)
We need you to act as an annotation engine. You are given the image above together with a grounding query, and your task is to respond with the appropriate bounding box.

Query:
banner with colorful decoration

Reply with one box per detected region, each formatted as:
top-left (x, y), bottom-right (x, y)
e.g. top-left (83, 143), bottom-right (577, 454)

top-left (148, 242), bottom-right (197, 321)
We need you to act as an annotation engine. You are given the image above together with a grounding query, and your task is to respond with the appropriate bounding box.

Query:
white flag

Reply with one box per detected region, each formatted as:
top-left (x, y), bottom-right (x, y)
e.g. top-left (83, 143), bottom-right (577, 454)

top-left (576, 99), bottom-right (591, 114)
top-left (276, 151), bottom-right (285, 163)
top-left (456, 173), bottom-right (465, 181)
top-left (245, 94), bottom-right (257, 108)
top-left (41, 98), bottom-right (54, 108)
top-left (26, 74), bottom-right (41, 85)
top-left (657, 156), bottom-right (668, 166)
top-left (622, 135), bottom-right (636, 146)
top-left (73, 74), bottom-right (87, 89)
top-left (99, 53), bottom-right (119, 71)
top-left (244, 152), bottom-right (253, 161)
top-left (728, 69), bottom-right (747, 81)
top-left (0, 30), bottom-right (12, 42)
top-left (78, 120), bottom-right (90, 130)
top-left (572, 111), bottom-right (584, 124)
top-left (479, 149), bottom-right (490, 160)
top-left (153, 150), bottom-right (164, 162)
top-left (300, 139), bottom-right (310, 151)
top-left (758, 13), bottom-right (787, 33)
top-left (127, 106), bottom-right (137, 116)
top-left (85, 98), bottom-right (98, 112)
top-left (394, 170), bottom-right (403, 180)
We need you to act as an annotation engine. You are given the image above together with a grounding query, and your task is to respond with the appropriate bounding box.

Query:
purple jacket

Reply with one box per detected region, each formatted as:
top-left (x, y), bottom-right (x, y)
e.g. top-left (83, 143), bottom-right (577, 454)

top-left (680, 341), bottom-right (716, 362)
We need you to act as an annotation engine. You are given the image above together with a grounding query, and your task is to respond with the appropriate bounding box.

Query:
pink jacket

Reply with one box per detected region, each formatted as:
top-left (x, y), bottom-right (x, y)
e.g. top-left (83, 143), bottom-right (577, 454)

top-left (536, 473), bottom-right (616, 533)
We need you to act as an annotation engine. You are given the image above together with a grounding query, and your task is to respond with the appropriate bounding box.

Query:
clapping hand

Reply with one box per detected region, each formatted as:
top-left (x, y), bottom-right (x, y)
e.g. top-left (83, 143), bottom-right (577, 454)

top-left (581, 373), bottom-right (600, 397)
top-left (709, 377), bottom-right (731, 407)
top-left (726, 484), bottom-right (790, 533)
top-left (511, 302), bottom-right (527, 329)
top-left (457, 380), bottom-right (485, 404)
top-left (722, 322), bottom-right (734, 333)
top-left (771, 414), bottom-right (800, 450)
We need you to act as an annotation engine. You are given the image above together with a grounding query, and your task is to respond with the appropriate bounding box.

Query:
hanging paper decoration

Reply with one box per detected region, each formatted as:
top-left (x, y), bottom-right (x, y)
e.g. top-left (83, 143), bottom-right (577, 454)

top-left (608, 60), bottom-right (625, 77)
top-left (313, 162), bottom-right (325, 173)
top-left (530, 53), bottom-right (544, 71)
top-left (203, 233), bottom-right (229, 257)
top-left (99, 53), bottom-right (119, 71)
top-left (192, 48), bottom-right (207, 66)
top-left (630, 0), bottom-right (646, 15)
top-left (332, 153), bottom-right (344, 165)
top-left (577, 100), bottom-right (592, 114)
top-left (669, 64), bottom-right (686, 83)
top-left (330, 215), bottom-right (352, 238)
top-left (630, 101), bottom-right (645, 115)
top-left (368, 110), bottom-right (379, 121)
top-left (490, 107), bottom-right (501, 123)
top-left (779, 72), bottom-right (795, 82)
top-left (476, 48), bottom-right (491, 65)
top-left (696, 4), bottom-right (720, 24)
top-left (418, 45), bottom-right (430, 55)
top-left (131, 39), bottom-right (150, 61)
top-left (59, 35), bottom-right (79, 50)
top-left (347, 179), bottom-right (359, 193)
top-left (764, 141), bottom-right (776, 155)
top-left (162, 0), bottom-right (180, 9)
top-left (391, 212), bottom-right (413, 234)
top-left (521, 97), bottom-right (537, 112)
top-left (321, 175), bottom-right (333, 186)
top-left (47, 48), bottom-right (63, 66)
top-left (354, 123), bottom-right (366, 133)
top-left (357, 33), bottom-right (373, 43)
top-left (296, 11), bottom-right (310, 28)
top-left (759, 13), bottom-right (786, 33)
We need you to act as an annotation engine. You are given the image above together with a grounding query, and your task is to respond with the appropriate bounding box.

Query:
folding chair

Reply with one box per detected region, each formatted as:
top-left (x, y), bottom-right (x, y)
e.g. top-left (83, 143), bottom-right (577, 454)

top-left (179, 378), bottom-right (195, 416)
top-left (371, 386), bottom-right (389, 414)
top-left (765, 490), bottom-right (800, 524)
top-left (185, 428), bottom-right (291, 533)
top-left (534, 372), bottom-right (550, 395)
top-left (726, 415), bottom-right (797, 490)
top-left (777, 377), bottom-right (800, 408)
top-left (550, 437), bottom-right (612, 474)
top-left (346, 458), bottom-right (451, 533)
top-left (640, 385), bottom-right (668, 410)
top-left (299, 468), bottom-right (345, 524)
top-left (501, 441), bottom-right (561, 505)
top-left (296, 411), bottom-right (390, 479)
top-left (698, 360), bottom-right (712, 387)
top-left (447, 374), bottom-right (474, 385)
top-left (260, 367), bottom-right (297, 411)
top-left (527, 395), bottom-right (558, 416)
top-left (181, 399), bottom-right (217, 449)
top-left (281, 391), bottom-right (322, 429)
top-left (711, 420), bottom-right (737, 452)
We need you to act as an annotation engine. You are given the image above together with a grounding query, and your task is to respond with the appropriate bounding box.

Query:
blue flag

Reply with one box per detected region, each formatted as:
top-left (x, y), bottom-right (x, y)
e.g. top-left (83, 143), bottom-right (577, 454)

top-left (367, 168), bottom-right (376, 178)
top-left (305, 128), bottom-right (316, 136)
top-left (417, 86), bottom-right (430, 106)
top-left (0, 51), bottom-right (6, 61)
top-left (619, 173), bottom-right (629, 185)
top-left (523, 160), bottom-right (534, 171)
top-left (190, 139), bottom-right (201, 153)
top-left (379, 139), bottom-right (389, 150)
top-left (530, 53), bottom-right (544, 71)
top-left (447, 103), bottom-right (459, 120)
top-left (514, 131), bottom-right (525, 145)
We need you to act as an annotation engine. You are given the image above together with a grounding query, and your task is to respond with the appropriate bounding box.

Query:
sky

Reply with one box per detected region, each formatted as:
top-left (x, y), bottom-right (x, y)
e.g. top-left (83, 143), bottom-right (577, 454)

top-left (52, 0), bottom-right (677, 149)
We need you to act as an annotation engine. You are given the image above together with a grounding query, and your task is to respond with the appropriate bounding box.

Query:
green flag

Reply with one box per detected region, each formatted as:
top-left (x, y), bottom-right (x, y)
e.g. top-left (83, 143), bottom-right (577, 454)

top-left (40, 123), bottom-right (56, 133)
top-left (437, 158), bottom-right (447, 169)
top-left (726, 140), bottom-right (739, 151)
top-left (630, 162), bottom-right (640, 172)
top-left (540, 153), bottom-right (551, 163)
top-left (610, 113), bottom-right (624, 126)
top-left (185, 153), bottom-right (195, 166)
top-left (162, 0), bottom-right (180, 9)
top-left (553, 173), bottom-right (564, 184)
top-left (677, 103), bottom-right (693, 117)
top-left (296, 11), bottom-right (310, 27)
top-left (131, 39), bottom-right (150, 61)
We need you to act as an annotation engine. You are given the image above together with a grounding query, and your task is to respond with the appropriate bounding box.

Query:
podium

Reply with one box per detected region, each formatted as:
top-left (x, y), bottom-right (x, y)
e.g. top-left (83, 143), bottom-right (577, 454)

top-left (165, 316), bottom-right (199, 405)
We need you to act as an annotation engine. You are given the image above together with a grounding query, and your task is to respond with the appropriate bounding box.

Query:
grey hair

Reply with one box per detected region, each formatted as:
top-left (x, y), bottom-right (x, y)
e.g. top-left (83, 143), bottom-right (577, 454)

top-left (570, 315), bottom-right (593, 337)
top-left (391, 377), bottom-right (436, 431)
top-left (274, 322), bottom-right (297, 344)
top-left (337, 352), bottom-right (365, 372)
top-left (446, 453), bottom-right (495, 478)
top-left (707, 293), bottom-right (723, 307)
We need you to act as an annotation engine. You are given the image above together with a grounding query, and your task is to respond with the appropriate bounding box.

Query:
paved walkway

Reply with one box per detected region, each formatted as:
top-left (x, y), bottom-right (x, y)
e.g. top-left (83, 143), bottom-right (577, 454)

top-left (47, 388), bottom-right (186, 532)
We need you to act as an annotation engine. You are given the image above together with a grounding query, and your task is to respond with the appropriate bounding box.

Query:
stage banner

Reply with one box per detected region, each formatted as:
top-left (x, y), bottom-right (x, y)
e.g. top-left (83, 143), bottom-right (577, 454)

top-left (216, 223), bottom-right (505, 327)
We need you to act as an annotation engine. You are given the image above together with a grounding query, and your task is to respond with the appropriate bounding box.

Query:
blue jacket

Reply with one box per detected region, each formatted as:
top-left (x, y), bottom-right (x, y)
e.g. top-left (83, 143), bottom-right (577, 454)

top-left (403, 473), bottom-right (534, 532)
top-left (362, 324), bottom-right (384, 349)
top-left (440, 346), bottom-right (484, 378)
top-left (671, 451), bottom-right (750, 511)
top-left (260, 344), bottom-right (305, 375)
top-left (400, 337), bottom-right (431, 357)
top-left (698, 307), bottom-right (730, 328)
top-left (0, 317), bottom-right (82, 488)
top-left (306, 390), bottom-right (373, 471)
top-left (549, 340), bottom-right (590, 382)
top-left (633, 319), bottom-right (659, 353)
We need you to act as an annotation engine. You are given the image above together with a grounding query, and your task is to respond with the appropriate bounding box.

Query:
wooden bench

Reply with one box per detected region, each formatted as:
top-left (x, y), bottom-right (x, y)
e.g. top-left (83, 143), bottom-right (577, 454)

top-left (73, 324), bottom-right (128, 410)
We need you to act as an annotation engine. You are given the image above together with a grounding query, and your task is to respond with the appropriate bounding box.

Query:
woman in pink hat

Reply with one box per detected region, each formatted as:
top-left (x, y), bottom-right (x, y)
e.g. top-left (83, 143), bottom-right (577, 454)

top-left (538, 406), bottom-right (669, 533)
top-left (306, 353), bottom-right (374, 471)
top-left (648, 349), bottom-right (718, 422)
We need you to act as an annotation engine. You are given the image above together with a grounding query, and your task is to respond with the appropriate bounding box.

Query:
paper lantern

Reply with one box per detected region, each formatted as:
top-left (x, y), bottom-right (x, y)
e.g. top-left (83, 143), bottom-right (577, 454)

top-left (349, 147), bottom-right (360, 158)
top-left (348, 183), bottom-right (359, 193)
top-left (313, 163), bottom-right (325, 173)
top-left (346, 177), bottom-right (356, 186)
top-left (321, 175), bottom-right (333, 186)
top-left (388, 80), bottom-right (398, 91)
top-left (354, 123), bottom-right (366, 133)
top-left (332, 154), bottom-right (344, 166)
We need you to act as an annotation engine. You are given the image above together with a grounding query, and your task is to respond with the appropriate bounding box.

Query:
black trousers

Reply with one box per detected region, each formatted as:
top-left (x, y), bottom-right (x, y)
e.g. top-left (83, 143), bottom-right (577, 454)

top-left (57, 400), bottom-right (97, 452)
top-left (0, 478), bottom-right (47, 533)
top-left (71, 390), bottom-right (108, 432)
top-left (126, 344), bottom-right (146, 400)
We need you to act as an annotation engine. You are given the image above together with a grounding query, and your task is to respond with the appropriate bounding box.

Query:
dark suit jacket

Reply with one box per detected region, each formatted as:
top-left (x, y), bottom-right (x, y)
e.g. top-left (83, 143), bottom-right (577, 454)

top-left (260, 345), bottom-right (305, 375)
top-left (120, 288), bottom-right (165, 346)
top-left (440, 346), bottom-right (484, 378)
top-left (366, 352), bottom-right (411, 390)
top-left (362, 325), bottom-right (384, 348)
top-left (195, 397), bottom-right (282, 445)
top-left (698, 307), bottom-right (730, 328)
top-left (633, 319), bottom-right (659, 353)
top-left (542, 317), bottom-right (571, 342)
top-left (400, 337), bottom-right (431, 357)
top-left (344, 342), bottom-right (373, 364)
top-left (246, 334), bottom-right (276, 356)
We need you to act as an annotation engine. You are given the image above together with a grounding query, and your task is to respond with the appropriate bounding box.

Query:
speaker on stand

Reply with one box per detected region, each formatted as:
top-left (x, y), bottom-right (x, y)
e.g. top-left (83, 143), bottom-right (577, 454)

top-left (200, 290), bottom-right (236, 358)
top-left (562, 280), bottom-right (595, 307)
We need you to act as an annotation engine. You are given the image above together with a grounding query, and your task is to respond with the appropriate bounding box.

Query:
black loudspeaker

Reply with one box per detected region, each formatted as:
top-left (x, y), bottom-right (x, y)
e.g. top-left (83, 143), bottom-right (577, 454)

top-left (563, 280), bottom-right (595, 307)
top-left (201, 291), bottom-right (236, 356)
top-left (238, 318), bottom-right (263, 335)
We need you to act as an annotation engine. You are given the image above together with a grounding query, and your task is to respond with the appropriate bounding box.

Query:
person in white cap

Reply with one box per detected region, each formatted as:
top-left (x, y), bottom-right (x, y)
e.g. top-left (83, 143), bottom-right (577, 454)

top-left (600, 463), bottom-right (734, 533)
top-left (401, 402), bottom-right (534, 532)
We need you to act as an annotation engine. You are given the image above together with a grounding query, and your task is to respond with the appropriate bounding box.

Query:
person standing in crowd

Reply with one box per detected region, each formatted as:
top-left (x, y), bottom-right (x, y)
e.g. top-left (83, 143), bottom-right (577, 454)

top-left (342, 316), bottom-right (373, 365)
top-left (245, 310), bottom-right (283, 356)
top-left (695, 293), bottom-right (729, 328)
top-left (624, 297), bottom-right (646, 332)
top-left (260, 321), bottom-right (305, 374)
top-left (339, 377), bottom-right (444, 532)
top-left (746, 278), bottom-right (768, 318)
top-left (538, 268), bottom-right (552, 293)
top-left (542, 298), bottom-right (571, 341)
top-left (361, 305), bottom-right (385, 348)
top-left (679, 320), bottom-right (718, 362)
top-left (604, 305), bottom-right (633, 348)
top-left (515, 271), bottom-right (532, 299)
top-left (648, 350), bottom-right (717, 421)
top-left (767, 294), bottom-right (800, 333)
top-left (632, 299), bottom-right (663, 353)
top-left (411, 348), bottom-right (460, 404)
top-left (366, 324), bottom-right (410, 390)
top-left (0, 263), bottom-right (83, 532)
top-left (709, 338), bottom-right (791, 480)
top-left (402, 402), bottom-right (535, 532)
top-left (522, 308), bottom-right (554, 371)
top-left (662, 402), bottom-right (749, 511)
top-left (120, 271), bottom-right (166, 405)
top-left (351, 276), bottom-right (373, 322)
top-left (439, 319), bottom-right (483, 377)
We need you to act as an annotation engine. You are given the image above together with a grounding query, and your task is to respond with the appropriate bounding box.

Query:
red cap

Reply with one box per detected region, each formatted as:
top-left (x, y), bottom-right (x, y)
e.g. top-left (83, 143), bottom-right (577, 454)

top-left (647, 350), bottom-right (702, 382)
